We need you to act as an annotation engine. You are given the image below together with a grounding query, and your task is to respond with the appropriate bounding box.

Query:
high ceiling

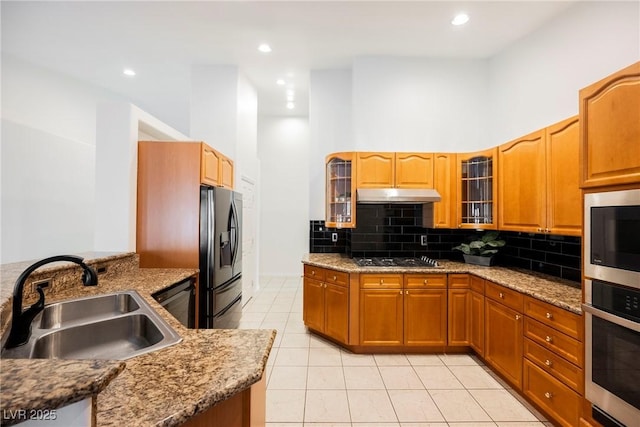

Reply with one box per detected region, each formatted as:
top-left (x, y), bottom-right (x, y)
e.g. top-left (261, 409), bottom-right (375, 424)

top-left (2, 1), bottom-right (577, 119)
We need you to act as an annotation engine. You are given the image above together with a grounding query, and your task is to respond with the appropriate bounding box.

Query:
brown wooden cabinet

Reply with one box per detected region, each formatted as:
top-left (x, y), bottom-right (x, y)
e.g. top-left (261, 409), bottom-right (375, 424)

top-left (447, 274), bottom-right (470, 346)
top-left (395, 153), bottom-right (434, 188)
top-left (469, 275), bottom-right (485, 357)
top-left (456, 148), bottom-right (498, 229)
top-left (200, 143), bottom-right (234, 189)
top-left (360, 288), bottom-right (404, 346)
top-left (137, 141), bottom-right (234, 270)
top-left (498, 118), bottom-right (581, 236)
top-left (404, 274), bottom-right (447, 346)
top-left (433, 153), bottom-right (456, 228)
top-left (303, 266), bottom-right (349, 343)
top-left (484, 283), bottom-right (523, 389)
top-left (357, 152), bottom-right (434, 188)
top-left (498, 129), bottom-right (547, 233)
top-left (579, 61), bottom-right (640, 188)
top-left (326, 152), bottom-right (356, 228)
top-left (356, 152), bottom-right (395, 188)
top-left (545, 117), bottom-right (581, 236)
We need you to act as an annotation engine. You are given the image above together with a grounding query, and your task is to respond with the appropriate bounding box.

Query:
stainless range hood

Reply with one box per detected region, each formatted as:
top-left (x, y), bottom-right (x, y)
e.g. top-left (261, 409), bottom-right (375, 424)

top-left (356, 188), bottom-right (441, 204)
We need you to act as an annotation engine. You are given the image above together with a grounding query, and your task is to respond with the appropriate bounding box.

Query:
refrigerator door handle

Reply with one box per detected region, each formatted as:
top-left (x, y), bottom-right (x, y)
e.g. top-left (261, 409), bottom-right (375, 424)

top-left (230, 200), bottom-right (239, 266)
top-left (208, 189), bottom-right (215, 276)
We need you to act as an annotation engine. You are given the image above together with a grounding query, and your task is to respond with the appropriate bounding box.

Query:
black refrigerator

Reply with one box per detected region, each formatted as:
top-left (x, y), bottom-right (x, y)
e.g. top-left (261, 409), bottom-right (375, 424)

top-left (199, 186), bottom-right (242, 328)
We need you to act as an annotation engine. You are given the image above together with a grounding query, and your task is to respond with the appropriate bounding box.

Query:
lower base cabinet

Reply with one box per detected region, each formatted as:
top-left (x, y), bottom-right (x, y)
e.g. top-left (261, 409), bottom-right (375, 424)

top-left (360, 289), bottom-right (403, 345)
top-left (404, 289), bottom-right (447, 346)
top-left (303, 271), bottom-right (349, 343)
top-left (485, 298), bottom-right (523, 389)
top-left (469, 290), bottom-right (485, 356)
top-left (523, 359), bottom-right (581, 427)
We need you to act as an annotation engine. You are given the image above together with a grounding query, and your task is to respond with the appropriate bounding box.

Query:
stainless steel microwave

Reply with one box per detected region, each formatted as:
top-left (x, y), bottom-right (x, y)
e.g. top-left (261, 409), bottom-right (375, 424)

top-left (584, 189), bottom-right (640, 289)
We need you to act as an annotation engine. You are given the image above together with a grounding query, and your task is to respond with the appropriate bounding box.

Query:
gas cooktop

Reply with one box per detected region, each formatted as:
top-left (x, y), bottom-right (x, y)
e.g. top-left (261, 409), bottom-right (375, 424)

top-left (353, 256), bottom-right (439, 268)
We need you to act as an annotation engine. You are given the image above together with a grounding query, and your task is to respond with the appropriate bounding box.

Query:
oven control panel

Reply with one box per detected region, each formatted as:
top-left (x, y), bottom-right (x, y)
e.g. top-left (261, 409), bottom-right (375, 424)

top-left (592, 279), bottom-right (640, 322)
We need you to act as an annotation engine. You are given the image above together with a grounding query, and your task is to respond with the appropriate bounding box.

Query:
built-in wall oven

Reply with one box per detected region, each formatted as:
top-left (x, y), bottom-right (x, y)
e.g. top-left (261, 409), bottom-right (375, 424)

top-left (583, 279), bottom-right (640, 427)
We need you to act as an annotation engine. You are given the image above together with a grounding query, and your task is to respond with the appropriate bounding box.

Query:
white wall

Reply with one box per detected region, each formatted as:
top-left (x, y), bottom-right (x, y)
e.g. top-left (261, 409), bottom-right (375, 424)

top-left (258, 116), bottom-right (310, 276)
top-left (0, 55), bottom-right (121, 263)
top-left (309, 70), bottom-right (352, 220)
top-left (488, 1), bottom-right (640, 145)
top-left (352, 56), bottom-right (490, 152)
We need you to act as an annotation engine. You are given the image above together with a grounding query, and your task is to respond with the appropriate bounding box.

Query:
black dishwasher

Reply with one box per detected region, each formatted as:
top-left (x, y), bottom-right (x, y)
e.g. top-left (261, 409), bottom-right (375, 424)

top-left (152, 278), bottom-right (196, 328)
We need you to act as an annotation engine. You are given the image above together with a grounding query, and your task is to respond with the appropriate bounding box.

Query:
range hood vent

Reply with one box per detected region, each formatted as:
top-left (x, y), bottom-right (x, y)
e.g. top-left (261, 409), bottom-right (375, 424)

top-left (356, 188), bottom-right (441, 204)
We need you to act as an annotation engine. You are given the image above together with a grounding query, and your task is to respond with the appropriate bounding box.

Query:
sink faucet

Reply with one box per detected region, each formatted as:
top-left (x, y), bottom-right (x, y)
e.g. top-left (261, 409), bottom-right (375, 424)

top-left (4, 255), bottom-right (98, 349)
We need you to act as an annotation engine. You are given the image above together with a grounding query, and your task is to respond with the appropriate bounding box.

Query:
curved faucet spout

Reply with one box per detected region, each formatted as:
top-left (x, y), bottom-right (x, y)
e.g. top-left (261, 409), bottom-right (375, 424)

top-left (4, 255), bottom-right (98, 349)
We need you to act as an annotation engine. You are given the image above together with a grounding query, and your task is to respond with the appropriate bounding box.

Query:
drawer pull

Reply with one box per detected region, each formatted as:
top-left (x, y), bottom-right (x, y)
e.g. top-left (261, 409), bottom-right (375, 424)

top-left (537, 227), bottom-right (542, 232)
top-left (546, 312), bottom-right (553, 319)
top-left (424, 279), bottom-right (428, 284)
top-left (311, 270), bottom-right (315, 275)
top-left (380, 279), bottom-right (384, 284)
top-left (333, 275), bottom-right (337, 280)
top-left (545, 336), bottom-right (553, 343)
top-left (544, 392), bottom-right (553, 399)
top-left (499, 292), bottom-right (504, 299)
top-left (545, 359), bottom-right (553, 367)
top-left (515, 315), bottom-right (521, 320)
top-left (400, 291), bottom-right (403, 295)
top-left (405, 290), bottom-right (409, 295)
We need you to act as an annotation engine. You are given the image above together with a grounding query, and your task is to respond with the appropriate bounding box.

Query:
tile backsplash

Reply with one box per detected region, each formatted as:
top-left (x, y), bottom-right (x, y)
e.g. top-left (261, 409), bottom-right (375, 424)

top-left (309, 203), bottom-right (582, 283)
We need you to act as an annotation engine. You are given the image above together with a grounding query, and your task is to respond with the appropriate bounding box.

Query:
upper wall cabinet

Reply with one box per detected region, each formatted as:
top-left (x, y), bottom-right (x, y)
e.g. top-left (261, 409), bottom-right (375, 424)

top-left (356, 152), bottom-right (433, 188)
top-left (498, 118), bottom-right (581, 236)
top-left (433, 153), bottom-right (456, 229)
top-left (579, 61), bottom-right (640, 188)
top-left (201, 143), bottom-right (234, 189)
top-left (456, 148), bottom-right (498, 230)
top-left (326, 152), bottom-right (356, 228)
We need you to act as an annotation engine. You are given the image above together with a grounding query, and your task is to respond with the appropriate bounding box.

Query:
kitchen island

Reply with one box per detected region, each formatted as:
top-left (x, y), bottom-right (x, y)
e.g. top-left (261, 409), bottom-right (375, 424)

top-left (0, 253), bottom-right (275, 427)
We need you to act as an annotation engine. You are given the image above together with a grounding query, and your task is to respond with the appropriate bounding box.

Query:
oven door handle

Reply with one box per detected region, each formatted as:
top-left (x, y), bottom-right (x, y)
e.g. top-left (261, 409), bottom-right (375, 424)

top-left (582, 303), bottom-right (640, 332)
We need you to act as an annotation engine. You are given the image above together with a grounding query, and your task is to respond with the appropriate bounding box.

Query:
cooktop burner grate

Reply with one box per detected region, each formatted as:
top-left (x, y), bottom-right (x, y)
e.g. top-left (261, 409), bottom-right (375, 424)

top-left (353, 257), bottom-right (439, 268)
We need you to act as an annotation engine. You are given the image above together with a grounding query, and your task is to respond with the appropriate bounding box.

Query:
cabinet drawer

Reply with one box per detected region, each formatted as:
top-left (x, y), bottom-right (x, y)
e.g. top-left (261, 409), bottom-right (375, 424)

top-left (524, 318), bottom-right (583, 367)
top-left (485, 281), bottom-right (524, 312)
top-left (405, 274), bottom-right (447, 289)
top-left (523, 359), bottom-right (581, 427)
top-left (524, 338), bottom-right (583, 394)
top-left (304, 265), bottom-right (326, 281)
top-left (360, 274), bottom-right (403, 289)
top-left (524, 296), bottom-right (582, 340)
top-left (470, 275), bottom-right (485, 294)
top-left (325, 269), bottom-right (349, 287)
top-left (448, 274), bottom-right (470, 288)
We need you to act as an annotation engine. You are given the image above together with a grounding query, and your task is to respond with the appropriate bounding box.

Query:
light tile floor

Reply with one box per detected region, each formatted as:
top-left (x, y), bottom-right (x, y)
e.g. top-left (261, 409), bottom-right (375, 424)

top-left (241, 276), bottom-right (552, 427)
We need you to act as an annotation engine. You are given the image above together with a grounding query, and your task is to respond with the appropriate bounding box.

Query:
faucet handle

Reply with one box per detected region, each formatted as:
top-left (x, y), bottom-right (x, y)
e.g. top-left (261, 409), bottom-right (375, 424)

top-left (81, 263), bottom-right (99, 286)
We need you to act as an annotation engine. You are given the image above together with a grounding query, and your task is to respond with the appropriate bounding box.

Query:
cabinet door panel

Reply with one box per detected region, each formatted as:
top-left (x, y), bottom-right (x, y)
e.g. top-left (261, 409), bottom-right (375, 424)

top-left (546, 117), bottom-right (581, 235)
top-left (579, 62), bottom-right (640, 188)
top-left (485, 299), bottom-right (523, 389)
top-left (303, 278), bottom-right (325, 332)
top-left (456, 148), bottom-right (498, 230)
top-left (498, 130), bottom-right (546, 233)
top-left (470, 291), bottom-right (485, 357)
top-left (357, 152), bottom-right (395, 188)
top-left (433, 153), bottom-right (456, 228)
top-left (325, 283), bottom-right (349, 343)
top-left (448, 289), bottom-right (470, 346)
top-left (395, 153), bottom-right (433, 188)
top-left (220, 156), bottom-right (234, 189)
top-left (201, 144), bottom-right (221, 186)
top-left (360, 290), bottom-right (403, 346)
top-left (404, 290), bottom-right (447, 346)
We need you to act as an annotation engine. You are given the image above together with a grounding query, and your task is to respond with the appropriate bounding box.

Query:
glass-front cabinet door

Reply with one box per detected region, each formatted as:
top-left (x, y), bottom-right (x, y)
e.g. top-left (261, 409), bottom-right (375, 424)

top-left (326, 152), bottom-right (356, 228)
top-left (456, 148), bottom-right (498, 229)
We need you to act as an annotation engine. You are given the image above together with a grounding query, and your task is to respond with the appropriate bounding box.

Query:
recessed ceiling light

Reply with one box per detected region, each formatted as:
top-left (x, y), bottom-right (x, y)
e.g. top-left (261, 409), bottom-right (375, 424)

top-left (258, 43), bottom-right (272, 53)
top-left (286, 94), bottom-right (295, 102)
top-left (286, 89), bottom-right (295, 97)
top-left (451, 13), bottom-right (470, 26)
top-left (123, 68), bottom-right (136, 77)
top-left (276, 79), bottom-right (285, 85)
top-left (286, 102), bottom-right (295, 110)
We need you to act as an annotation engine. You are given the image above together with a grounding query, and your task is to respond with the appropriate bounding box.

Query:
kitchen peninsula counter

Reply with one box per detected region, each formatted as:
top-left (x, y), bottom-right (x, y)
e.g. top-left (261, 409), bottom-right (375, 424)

top-left (1, 255), bottom-right (276, 427)
top-left (302, 253), bottom-right (582, 314)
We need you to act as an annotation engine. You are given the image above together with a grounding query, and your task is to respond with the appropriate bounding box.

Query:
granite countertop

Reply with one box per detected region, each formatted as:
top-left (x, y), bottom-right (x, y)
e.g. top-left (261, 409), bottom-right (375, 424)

top-left (302, 253), bottom-right (582, 314)
top-left (1, 262), bottom-right (276, 427)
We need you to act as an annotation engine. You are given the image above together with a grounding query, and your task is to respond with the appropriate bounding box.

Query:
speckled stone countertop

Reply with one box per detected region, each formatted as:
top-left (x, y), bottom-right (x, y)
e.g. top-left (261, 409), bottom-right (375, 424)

top-left (1, 254), bottom-right (277, 427)
top-left (303, 253), bottom-right (582, 314)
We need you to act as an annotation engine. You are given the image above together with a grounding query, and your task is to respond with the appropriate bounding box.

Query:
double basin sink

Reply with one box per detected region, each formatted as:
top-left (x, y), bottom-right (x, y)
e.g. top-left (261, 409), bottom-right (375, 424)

top-left (2, 291), bottom-right (182, 360)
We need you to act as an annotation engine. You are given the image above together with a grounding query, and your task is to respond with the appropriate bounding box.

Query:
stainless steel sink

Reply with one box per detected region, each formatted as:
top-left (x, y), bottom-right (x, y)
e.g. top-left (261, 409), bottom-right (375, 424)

top-left (39, 292), bottom-right (140, 329)
top-left (2, 290), bottom-right (182, 360)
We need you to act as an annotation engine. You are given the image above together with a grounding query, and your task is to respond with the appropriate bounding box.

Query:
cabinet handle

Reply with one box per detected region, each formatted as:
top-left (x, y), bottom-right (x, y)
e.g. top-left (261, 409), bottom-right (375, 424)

top-left (380, 279), bottom-right (384, 284)
top-left (537, 228), bottom-right (542, 232)
top-left (546, 312), bottom-right (553, 319)
top-left (400, 291), bottom-right (404, 295)
top-left (324, 283), bottom-right (327, 288)
top-left (311, 270), bottom-right (315, 275)
top-left (544, 392), bottom-right (553, 399)
top-left (333, 275), bottom-right (337, 280)
top-left (515, 315), bottom-right (521, 320)
top-left (423, 279), bottom-right (428, 285)
top-left (545, 359), bottom-right (553, 367)
top-left (545, 336), bottom-right (553, 343)
top-left (499, 292), bottom-right (504, 299)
